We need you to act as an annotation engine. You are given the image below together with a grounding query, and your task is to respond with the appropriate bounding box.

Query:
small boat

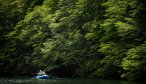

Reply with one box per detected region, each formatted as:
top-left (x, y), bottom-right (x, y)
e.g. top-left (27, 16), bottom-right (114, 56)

top-left (35, 74), bottom-right (49, 79)
top-left (34, 70), bottom-right (49, 79)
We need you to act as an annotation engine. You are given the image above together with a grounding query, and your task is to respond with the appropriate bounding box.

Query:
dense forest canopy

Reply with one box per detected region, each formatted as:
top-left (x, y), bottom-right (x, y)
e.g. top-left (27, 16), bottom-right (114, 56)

top-left (0, 0), bottom-right (146, 81)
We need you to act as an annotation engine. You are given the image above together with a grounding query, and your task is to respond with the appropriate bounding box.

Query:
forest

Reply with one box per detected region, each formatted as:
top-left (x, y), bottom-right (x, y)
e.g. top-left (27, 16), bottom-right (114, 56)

top-left (0, 0), bottom-right (146, 81)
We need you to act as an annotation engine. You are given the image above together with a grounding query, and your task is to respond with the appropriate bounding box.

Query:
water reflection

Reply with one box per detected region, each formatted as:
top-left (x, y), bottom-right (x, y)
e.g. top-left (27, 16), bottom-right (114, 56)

top-left (0, 78), bottom-right (144, 84)
top-left (97, 79), bottom-right (144, 84)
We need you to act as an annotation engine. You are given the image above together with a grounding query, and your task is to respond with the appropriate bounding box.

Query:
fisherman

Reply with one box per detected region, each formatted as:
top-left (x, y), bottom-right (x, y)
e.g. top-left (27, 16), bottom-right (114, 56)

top-left (37, 70), bottom-right (46, 75)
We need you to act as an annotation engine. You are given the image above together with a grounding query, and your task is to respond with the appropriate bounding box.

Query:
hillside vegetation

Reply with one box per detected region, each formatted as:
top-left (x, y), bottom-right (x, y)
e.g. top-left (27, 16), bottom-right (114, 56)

top-left (0, 0), bottom-right (146, 81)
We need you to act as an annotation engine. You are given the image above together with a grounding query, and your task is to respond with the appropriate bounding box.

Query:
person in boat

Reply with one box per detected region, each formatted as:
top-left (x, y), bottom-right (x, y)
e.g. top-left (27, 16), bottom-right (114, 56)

top-left (35, 70), bottom-right (49, 79)
top-left (37, 70), bottom-right (46, 75)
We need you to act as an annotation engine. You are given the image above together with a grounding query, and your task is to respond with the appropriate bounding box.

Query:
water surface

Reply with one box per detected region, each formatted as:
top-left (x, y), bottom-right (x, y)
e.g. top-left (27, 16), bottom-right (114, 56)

top-left (0, 78), bottom-right (144, 84)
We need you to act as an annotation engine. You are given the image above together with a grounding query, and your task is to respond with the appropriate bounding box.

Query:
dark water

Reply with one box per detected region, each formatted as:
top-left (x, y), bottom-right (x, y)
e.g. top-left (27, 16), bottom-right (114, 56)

top-left (0, 78), bottom-right (145, 84)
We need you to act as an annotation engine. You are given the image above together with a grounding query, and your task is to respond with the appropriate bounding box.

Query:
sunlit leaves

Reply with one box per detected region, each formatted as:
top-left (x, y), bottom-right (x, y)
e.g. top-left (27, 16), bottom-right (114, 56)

top-left (122, 43), bottom-right (146, 80)
top-left (115, 21), bottom-right (136, 36)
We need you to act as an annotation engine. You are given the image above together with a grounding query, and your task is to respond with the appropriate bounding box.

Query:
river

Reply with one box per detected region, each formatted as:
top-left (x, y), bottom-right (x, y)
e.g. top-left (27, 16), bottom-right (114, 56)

top-left (0, 78), bottom-right (145, 84)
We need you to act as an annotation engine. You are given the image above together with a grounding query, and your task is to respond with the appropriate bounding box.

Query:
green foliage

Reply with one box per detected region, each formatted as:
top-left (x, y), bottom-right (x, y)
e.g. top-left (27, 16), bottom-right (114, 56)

top-left (115, 21), bottom-right (136, 37)
top-left (0, 0), bottom-right (146, 81)
top-left (96, 42), bottom-right (127, 78)
top-left (122, 43), bottom-right (146, 80)
top-left (0, 0), bottom-right (26, 73)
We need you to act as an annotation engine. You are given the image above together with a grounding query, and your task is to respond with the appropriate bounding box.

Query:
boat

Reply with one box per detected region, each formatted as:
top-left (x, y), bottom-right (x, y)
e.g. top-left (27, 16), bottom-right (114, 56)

top-left (34, 70), bottom-right (49, 79)
top-left (35, 74), bottom-right (49, 79)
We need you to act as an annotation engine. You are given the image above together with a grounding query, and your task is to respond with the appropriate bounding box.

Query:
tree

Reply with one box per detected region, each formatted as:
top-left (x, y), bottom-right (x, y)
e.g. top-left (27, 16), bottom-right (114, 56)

top-left (122, 43), bottom-right (146, 80)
